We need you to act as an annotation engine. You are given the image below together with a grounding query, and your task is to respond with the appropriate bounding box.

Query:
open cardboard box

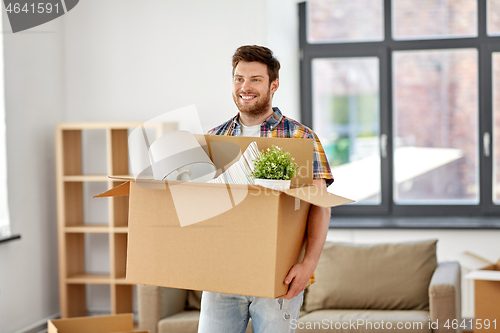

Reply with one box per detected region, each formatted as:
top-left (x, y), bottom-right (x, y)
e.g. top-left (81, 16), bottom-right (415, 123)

top-left (48, 314), bottom-right (147, 333)
top-left (462, 252), bottom-right (500, 331)
top-left (95, 135), bottom-right (354, 298)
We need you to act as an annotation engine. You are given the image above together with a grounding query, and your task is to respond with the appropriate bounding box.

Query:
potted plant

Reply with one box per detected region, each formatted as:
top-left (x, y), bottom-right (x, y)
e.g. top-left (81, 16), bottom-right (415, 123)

top-left (252, 145), bottom-right (298, 190)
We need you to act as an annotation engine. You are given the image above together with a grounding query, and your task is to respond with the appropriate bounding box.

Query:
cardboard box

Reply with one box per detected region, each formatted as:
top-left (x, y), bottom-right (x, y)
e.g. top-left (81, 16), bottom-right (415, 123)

top-left (48, 314), bottom-right (147, 333)
top-left (462, 252), bottom-right (500, 332)
top-left (96, 135), bottom-right (353, 298)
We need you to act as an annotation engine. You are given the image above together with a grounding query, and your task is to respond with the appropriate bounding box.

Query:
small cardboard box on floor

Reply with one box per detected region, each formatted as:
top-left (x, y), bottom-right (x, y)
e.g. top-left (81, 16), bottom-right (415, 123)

top-left (48, 314), bottom-right (147, 333)
top-left (96, 135), bottom-right (353, 298)
top-left (462, 252), bottom-right (500, 332)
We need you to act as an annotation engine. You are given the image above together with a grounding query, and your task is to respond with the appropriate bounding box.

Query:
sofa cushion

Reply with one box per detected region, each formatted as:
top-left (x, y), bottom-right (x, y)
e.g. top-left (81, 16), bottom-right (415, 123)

top-left (297, 309), bottom-right (431, 333)
top-left (304, 240), bottom-right (437, 312)
top-left (158, 310), bottom-right (200, 333)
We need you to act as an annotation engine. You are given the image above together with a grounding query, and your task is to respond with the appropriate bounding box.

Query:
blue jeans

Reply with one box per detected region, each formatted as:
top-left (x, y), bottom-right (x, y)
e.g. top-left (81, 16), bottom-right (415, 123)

top-left (198, 291), bottom-right (304, 333)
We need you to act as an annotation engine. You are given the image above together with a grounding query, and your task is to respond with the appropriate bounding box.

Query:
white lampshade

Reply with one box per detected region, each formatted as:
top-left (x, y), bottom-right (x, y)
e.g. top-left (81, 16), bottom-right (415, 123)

top-left (148, 130), bottom-right (216, 182)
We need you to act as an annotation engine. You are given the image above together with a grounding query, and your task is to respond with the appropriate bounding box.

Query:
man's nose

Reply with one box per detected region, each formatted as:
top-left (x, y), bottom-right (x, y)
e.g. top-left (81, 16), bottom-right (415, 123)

top-left (241, 80), bottom-right (251, 92)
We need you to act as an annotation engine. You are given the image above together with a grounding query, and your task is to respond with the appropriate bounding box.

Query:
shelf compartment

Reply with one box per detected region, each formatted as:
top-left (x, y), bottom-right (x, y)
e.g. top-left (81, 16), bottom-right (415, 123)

top-left (62, 130), bottom-right (82, 176)
top-left (82, 129), bottom-right (108, 175)
top-left (112, 233), bottom-right (128, 279)
top-left (87, 285), bottom-right (112, 316)
top-left (83, 182), bottom-right (110, 227)
top-left (65, 233), bottom-right (85, 278)
top-left (65, 233), bottom-right (111, 280)
top-left (64, 182), bottom-right (83, 227)
top-left (84, 233), bottom-right (110, 277)
top-left (112, 284), bottom-right (133, 314)
top-left (66, 284), bottom-right (87, 317)
top-left (111, 181), bottom-right (129, 228)
top-left (64, 181), bottom-right (109, 227)
top-left (110, 129), bottom-right (129, 176)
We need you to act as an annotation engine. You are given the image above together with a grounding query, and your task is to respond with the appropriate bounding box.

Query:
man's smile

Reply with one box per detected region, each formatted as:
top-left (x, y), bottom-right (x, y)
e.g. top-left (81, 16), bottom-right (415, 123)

top-left (240, 94), bottom-right (257, 101)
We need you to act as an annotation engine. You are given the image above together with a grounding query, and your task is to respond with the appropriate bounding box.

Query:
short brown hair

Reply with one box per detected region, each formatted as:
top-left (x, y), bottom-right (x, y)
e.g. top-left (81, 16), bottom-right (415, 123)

top-left (232, 45), bottom-right (280, 83)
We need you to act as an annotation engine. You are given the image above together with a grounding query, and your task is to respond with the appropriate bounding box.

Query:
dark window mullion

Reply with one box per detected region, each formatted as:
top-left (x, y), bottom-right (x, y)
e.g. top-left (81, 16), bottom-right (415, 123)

top-left (479, 44), bottom-right (491, 213)
top-left (384, 0), bottom-right (393, 42)
top-left (384, 0), bottom-right (394, 214)
top-left (482, 44), bottom-right (500, 214)
top-left (479, 0), bottom-right (487, 38)
top-left (380, 47), bottom-right (393, 214)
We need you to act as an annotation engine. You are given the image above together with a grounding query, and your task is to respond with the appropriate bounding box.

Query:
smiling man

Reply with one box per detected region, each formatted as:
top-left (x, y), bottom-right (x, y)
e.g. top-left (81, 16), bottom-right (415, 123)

top-left (198, 45), bottom-right (334, 333)
top-left (231, 58), bottom-right (278, 125)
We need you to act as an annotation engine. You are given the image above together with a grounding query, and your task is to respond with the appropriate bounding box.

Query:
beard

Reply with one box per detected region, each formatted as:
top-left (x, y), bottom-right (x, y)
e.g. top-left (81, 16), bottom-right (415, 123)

top-left (232, 87), bottom-right (272, 119)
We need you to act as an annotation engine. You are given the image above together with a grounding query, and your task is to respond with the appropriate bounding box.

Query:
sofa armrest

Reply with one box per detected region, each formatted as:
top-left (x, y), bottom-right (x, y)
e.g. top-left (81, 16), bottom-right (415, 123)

top-left (429, 262), bottom-right (462, 333)
top-left (138, 285), bottom-right (188, 333)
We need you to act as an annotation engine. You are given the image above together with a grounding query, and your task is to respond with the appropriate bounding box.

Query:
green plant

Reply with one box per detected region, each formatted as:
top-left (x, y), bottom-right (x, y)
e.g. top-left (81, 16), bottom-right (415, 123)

top-left (252, 145), bottom-right (298, 180)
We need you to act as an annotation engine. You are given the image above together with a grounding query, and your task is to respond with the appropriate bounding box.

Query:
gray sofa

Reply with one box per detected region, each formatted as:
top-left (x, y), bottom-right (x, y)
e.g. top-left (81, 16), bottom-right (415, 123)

top-left (138, 240), bottom-right (461, 333)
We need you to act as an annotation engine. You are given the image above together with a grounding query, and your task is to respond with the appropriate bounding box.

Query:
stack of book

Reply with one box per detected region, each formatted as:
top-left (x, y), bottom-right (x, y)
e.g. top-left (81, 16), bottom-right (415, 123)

top-left (208, 141), bottom-right (260, 185)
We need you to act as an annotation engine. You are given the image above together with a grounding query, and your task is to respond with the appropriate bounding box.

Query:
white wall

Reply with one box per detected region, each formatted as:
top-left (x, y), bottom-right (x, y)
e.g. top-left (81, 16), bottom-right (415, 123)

top-left (62, 0), bottom-right (301, 130)
top-left (326, 229), bottom-right (500, 264)
top-left (63, 0), bottom-right (263, 130)
top-left (0, 12), bottom-right (64, 333)
top-left (0, 0), bottom-right (301, 331)
top-left (267, 0), bottom-right (301, 121)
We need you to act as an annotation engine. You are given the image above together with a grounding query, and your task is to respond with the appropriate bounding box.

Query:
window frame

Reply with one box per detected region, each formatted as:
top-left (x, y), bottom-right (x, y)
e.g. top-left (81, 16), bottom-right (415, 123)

top-left (299, 0), bottom-right (500, 219)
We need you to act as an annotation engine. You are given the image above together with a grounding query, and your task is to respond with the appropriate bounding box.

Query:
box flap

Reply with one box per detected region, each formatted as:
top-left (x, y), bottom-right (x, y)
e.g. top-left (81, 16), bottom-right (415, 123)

top-left (454, 251), bottom-right (494, 270)
top-left (283, 186), bottom-right (354, 208)
top-left (94, 178), bottom-right (355, 210)
top-left (466, 270), bottom-right (500, 281)
top-left (93, 181), bottom-right (130, 198)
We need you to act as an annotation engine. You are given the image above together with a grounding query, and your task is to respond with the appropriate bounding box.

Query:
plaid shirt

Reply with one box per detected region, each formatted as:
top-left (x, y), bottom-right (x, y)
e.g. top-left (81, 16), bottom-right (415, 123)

top-left (208, 107), bottom-right (334, 186)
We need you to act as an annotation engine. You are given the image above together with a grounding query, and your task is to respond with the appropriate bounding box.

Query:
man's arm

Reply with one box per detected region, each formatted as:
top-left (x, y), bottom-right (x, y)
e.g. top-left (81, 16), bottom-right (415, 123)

top-left (282, 178), bottom-right (331, 300)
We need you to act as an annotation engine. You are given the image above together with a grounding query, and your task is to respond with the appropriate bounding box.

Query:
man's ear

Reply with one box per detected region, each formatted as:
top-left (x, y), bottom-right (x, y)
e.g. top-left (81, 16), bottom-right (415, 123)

top-left (271, 78), bottom-right (279, 95)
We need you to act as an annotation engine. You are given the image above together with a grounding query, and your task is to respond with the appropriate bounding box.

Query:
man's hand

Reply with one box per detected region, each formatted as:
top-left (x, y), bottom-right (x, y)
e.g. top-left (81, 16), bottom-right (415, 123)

top-left (282, 260), bottom-right (315, 299)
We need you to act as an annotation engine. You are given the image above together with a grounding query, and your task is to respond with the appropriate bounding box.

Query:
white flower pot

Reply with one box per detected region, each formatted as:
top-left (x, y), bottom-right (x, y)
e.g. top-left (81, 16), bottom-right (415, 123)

top-left (254, 179), bottom-right (291, 191)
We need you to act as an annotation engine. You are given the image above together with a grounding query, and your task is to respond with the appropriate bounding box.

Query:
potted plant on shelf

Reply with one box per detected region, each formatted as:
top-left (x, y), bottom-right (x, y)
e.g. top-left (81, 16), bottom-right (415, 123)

top-left (252, 145), bottom-right (298, 190)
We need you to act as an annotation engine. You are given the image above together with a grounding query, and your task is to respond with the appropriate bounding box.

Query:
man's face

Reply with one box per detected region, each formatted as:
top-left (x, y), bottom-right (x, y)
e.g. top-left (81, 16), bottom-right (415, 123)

top-left (232, 61), bottom-right (278, 117)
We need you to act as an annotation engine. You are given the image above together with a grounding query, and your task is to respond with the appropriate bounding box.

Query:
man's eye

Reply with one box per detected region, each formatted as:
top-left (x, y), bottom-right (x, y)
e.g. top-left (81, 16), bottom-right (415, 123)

top-left (236, 78), bottom-right (243, 82)
top-left (253, 79), bottom-right (260, 82)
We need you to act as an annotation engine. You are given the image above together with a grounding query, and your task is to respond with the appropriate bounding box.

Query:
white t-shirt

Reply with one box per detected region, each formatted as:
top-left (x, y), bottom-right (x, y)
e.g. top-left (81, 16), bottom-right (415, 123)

top-left (240, 122), bottom-right (261, 138)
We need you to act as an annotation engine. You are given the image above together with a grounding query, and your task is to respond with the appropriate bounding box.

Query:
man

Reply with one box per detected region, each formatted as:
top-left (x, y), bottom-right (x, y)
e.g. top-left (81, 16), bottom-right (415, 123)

top-left (198, 45), bottom-right (333, 333)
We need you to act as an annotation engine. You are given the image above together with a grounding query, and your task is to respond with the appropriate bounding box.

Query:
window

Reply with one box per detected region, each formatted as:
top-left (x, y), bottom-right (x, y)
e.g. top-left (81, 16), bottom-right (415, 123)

top-left (300, 0), bottom-right (500, 218)
top-left (307, 0), bottom-right (384, 43)
top-left (393, 49), bottom-right (479, 204)
top-left (392, 0), bottom-right (477, 40)
top-left (488, 0), bottom-right (500, 36)
top-left (312, 57), bottom-right (381, 204)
